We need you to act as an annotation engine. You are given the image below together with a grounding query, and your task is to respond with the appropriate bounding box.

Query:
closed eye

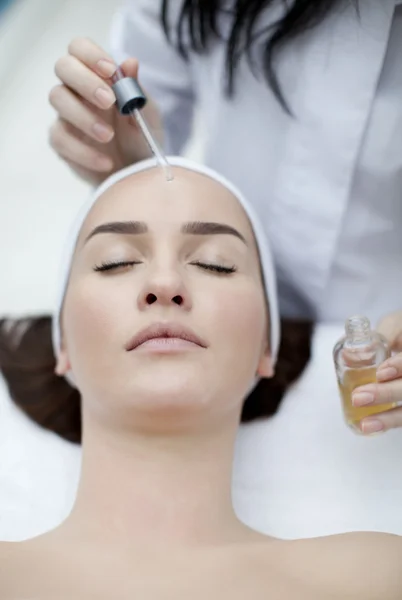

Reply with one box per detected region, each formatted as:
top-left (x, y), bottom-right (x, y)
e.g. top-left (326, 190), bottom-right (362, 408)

top-left (93, 260), bottom-right (236, 275)
top-left (190, 261), bottom-right (236, 274)
top-left (93, 260), bottom-right (141, 272)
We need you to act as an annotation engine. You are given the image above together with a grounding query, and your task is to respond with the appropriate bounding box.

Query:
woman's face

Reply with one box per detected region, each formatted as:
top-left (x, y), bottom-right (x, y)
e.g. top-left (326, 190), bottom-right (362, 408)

top-left (57, 167), bottom-right (272, 429)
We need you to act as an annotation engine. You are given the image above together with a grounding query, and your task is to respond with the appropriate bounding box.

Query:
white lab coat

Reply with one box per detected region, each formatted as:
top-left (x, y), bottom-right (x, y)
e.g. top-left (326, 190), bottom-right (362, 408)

top-left (110, 0), bottom-right (402, 325)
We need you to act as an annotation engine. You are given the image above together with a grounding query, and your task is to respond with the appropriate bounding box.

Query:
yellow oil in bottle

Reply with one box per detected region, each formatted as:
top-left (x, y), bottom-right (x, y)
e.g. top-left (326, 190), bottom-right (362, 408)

top-left (339, 366), bottom-right (397, 433)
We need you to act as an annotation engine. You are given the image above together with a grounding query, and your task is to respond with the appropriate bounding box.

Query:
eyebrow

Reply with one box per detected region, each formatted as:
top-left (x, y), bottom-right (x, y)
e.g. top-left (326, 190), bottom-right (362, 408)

top-left (83, 220), bottom-right (247, 245)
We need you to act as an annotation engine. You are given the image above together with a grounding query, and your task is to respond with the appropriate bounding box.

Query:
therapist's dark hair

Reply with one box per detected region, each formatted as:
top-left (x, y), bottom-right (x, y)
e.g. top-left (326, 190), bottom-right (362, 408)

top-left (161, 0), bottom-right (359, 112)
top-left (0, 316), bottom-right (313, 444)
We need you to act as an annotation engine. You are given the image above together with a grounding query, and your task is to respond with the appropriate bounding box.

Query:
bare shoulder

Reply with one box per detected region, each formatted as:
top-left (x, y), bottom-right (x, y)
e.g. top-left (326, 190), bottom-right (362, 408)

top-left (0, 541), bottom-right (22, 597)
top-left (314, 530), bottom-right (402, 560)
top-left (0, 539), bottom-right (44, 598)
top-left (0, 539), bottom-right (22, 566)
top-left (287, 532), bottom-right (402, 599)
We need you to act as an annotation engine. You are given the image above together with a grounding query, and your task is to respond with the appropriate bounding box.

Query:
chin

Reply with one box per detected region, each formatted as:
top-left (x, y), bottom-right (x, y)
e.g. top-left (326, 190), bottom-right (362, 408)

top-left (125, 368), bottom-right (214, 413)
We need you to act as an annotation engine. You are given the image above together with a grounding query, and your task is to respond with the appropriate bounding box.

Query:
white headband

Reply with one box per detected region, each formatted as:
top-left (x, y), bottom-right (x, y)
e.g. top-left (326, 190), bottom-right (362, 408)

top-left (52, 156), bottom-right (280, 384)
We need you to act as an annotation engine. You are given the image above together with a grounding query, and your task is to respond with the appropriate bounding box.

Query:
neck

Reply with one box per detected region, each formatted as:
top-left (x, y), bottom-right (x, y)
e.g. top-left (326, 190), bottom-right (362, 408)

top-left (65, 411), bottom-right (248, 549)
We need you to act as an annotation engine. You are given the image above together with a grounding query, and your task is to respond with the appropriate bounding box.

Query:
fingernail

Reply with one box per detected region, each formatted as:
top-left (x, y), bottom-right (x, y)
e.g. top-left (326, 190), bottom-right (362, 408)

top-left (94, 87), bottom-right (115, 108)
top-left (352, 391), bottom-right (374, 406)
top-left (361, 419), bottom-right (384, 435)
top-left (377, 367), bottom-right (398, 381)
top-left (96, 59), bottom-right (116, 77)
top-left (92, 122), bottom-right (114, 142)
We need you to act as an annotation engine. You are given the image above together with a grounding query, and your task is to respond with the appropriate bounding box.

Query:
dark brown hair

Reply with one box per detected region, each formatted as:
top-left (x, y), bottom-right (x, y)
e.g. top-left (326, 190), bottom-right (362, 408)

top-left (161, 0), bottom-right (359, 112)
top-left (0, 316), bottom-right (313, 443)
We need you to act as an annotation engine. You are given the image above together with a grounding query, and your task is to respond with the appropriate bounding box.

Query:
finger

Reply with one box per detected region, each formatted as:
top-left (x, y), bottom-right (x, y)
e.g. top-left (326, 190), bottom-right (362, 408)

top-left (120, 57), bottom-right (140, 80)
top-left (360, 406), bottom-right (402, 435)
top-left (49, 120), bottom-right (114, 173)
top-left (352, 379), bottom-right (402, 408)
top-left (54, 55), bottom-right (115, 110)
top-left (64, 158), bottom-right (105, 186)
top-left (376, 316), bottom-right (396, 344)
top-left (376, 352), bottom-right (402, 382)
top-left (68, 38), bottom-right (140, 82)
top-left (341, 346), bottom-right (377, 367)
top-left (68, 37), bottom-right (117, 78)
top-left (49, 85), bottom-right (115, 144)
top-left (391, 332), bottom-right (402, 353)
top-left (376, 312), bottom-right (402, 350)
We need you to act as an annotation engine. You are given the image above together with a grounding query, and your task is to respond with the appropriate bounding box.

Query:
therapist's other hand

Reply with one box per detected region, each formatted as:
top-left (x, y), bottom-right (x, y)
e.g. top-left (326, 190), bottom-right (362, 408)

top-left (352, 311), bottom-right (402, 434)
top-left (48, 37), bottom-right (163, 186)
top-left (376, 311), bottom-right (402, 352)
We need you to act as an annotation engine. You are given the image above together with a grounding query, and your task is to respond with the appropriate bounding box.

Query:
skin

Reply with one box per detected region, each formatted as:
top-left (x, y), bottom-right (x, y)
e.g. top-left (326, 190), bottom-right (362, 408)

top-left (1, 167), bottom-right (402, 600)
top-left (353, 312), bottom-right (402, 434)
top-left (49, 37), bottom-right (163, 185)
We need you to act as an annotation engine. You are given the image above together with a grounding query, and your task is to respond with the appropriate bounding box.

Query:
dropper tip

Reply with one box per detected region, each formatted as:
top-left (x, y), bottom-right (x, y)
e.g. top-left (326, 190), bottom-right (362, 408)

top-left (165, 170), bottom-right (174, 182)
top-left (129, 107), bottom-right (174, 182)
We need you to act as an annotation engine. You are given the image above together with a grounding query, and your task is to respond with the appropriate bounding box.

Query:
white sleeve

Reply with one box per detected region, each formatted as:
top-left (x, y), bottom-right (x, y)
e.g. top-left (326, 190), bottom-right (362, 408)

top-left (108, 0), bottom-right (195, 155)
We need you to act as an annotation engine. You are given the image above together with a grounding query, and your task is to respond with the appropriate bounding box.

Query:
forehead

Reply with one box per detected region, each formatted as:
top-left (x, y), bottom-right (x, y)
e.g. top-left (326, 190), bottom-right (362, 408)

top-left (78, 166), bottom-right (255, 242)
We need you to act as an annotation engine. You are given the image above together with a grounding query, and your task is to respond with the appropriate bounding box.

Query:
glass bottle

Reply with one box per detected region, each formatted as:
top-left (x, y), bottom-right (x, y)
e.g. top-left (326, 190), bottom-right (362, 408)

top-left (333, 315), bottom-right (395, 434)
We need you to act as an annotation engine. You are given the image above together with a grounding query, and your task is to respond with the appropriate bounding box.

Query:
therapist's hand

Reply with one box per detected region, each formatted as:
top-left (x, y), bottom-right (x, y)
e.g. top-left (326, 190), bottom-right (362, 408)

top-left (48, 37), bottom-right (164, 186)
top-left (352, 311), bottom-right (402, 434)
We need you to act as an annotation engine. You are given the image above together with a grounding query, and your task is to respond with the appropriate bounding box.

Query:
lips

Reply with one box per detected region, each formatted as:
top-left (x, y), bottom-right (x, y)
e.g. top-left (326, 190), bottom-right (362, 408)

top-left (125, 322), bottom-right (207, 352)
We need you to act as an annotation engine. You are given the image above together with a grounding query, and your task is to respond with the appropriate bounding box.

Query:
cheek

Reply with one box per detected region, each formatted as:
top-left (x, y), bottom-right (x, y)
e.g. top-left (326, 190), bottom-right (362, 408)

top-left (62, 280), bottom-right (130, 376)
top-left (203, 282), bottom-right (267, 354)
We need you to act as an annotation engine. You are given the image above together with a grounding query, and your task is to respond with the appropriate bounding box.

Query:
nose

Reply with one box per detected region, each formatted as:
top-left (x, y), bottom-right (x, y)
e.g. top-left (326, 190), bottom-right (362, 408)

top-left (137, 266), bottom-right (192, 312)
